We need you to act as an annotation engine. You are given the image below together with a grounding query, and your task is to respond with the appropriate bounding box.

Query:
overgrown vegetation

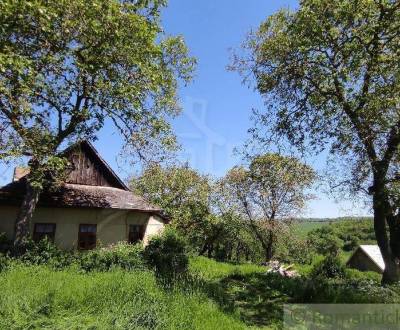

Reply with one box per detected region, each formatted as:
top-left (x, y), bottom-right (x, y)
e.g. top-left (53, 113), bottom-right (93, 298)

top-left (143, 227), bottom-right (189, 282)
top-left (0, 219), bottom-right (398, 329)
top-left (307, 219), bottom-right (375, 256)
top-left (0, 265), bottom-right (247, 330)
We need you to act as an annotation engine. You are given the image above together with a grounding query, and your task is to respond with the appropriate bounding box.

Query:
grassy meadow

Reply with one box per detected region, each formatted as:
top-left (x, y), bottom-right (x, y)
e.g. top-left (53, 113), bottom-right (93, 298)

top-left (1, 217), bottom-right (396, 330)
top-left (0, 264), bottom-right (249, 330)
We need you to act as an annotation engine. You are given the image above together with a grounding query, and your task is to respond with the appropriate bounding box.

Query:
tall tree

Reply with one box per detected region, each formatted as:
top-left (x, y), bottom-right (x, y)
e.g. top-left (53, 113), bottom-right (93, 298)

top-left (0, 0), bottom-right (195, 245)
top-left (133, 163), bottom-right (262, 260)
top-left (132, 163), bottom-right (212, 249)
top-left (219, 154), bottom-right (315, 262)
top-left (232, 0), bottom-right (400, 283)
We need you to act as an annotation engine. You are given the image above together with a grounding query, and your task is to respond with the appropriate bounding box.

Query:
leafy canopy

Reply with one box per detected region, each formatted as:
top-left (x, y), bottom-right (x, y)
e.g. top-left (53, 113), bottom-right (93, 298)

top-left (0, 0), bottom-right (195, 176)
top-left (132, 163), bottom-right (211, 231)
top-left (232, 0), bottom-right (400, 198)
top-left (221, 154), bottom-right (316, 221)
top-left (218, 153), bottom-right (316, 260)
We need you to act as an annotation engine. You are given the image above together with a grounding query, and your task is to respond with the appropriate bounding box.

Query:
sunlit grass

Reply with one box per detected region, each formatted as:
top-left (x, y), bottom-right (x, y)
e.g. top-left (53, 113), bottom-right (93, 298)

top-left (189, 256), bottom-right (266, 281)
top-left (0, 264), bottom-right (248, 330)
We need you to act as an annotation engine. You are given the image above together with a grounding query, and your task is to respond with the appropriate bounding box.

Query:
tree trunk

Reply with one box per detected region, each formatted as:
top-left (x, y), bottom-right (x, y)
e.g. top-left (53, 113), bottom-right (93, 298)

top-left (13, 179), bottom-right (41, 247)
top-left (372, 175), bottom-right (400, 285)
top-left (207, 244), bottom-right (213, 258)
top-left (265, 230), bottom-right (274, 262)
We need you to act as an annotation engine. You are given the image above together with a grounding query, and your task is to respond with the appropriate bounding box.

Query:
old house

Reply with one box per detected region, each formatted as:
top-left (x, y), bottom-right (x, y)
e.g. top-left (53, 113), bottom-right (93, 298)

top-left (346, 245), bottom-right (385, 274)
top-left (0, 141), bottom-right (167, 250)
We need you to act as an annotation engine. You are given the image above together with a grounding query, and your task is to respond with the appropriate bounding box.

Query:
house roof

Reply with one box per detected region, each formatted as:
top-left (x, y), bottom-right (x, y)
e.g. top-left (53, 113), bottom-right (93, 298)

top-left (0, 141), bottom-right (168, 221)
top-left (0, 179), bottom-right (159, 211)
top-left (348, 245), bottom-right (385, 271)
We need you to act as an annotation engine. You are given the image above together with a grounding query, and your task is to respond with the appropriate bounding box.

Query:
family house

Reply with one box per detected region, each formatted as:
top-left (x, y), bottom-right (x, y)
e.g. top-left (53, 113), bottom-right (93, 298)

top-left (0, 141), bottom-right (167, 250)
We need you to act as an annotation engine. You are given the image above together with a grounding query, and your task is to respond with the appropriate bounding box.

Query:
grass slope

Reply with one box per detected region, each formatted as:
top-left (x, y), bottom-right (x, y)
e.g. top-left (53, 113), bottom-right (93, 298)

top-left (0, 265), bottom-right (248, 330)
top-left (0, 257), bottom-right (397, 330)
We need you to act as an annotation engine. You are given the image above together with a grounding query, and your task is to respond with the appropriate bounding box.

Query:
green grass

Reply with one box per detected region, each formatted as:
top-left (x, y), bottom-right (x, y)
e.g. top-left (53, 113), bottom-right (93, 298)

top-left (190, 256), bottom-right (266, 281)
top-left (0, 264), bottom-right (248, 330)
top-left (188, 257), bottom-right (396, 329)
top-left (1, 256), bottom-right (397, 330)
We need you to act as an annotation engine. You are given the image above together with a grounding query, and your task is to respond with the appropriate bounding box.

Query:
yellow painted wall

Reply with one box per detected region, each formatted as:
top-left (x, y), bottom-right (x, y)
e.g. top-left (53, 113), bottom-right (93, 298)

top-left (0, 206), bottom-right (165, 249)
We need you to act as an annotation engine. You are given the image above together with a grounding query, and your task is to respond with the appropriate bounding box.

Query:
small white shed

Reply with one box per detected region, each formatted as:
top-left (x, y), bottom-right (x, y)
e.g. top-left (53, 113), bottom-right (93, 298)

top-left (346, 245), bottom-right (385, 274)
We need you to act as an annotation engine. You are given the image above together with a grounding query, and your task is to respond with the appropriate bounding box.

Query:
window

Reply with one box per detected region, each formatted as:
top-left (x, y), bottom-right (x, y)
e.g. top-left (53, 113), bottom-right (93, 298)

top-left (33, 223), bottom-right (56, 243)
top-left (128, 224), bottom-right (145, 244)
top-left (78, 224), bottom-right (97, 250)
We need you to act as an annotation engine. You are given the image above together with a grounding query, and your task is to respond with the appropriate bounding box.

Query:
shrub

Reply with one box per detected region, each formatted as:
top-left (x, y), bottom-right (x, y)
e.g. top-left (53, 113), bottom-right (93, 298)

top-left (307, 226), bottom-right (342, 256)
top-left (275, 236), bottom-right (315, 265)
top-left (342, 236), bottom-right (360, 252)
top-left (0, 253), bottom-right (10, 273)
top-left (345, 268), bottom-right (381, 282)
top-left (18, 238), bottom-right (68, 266)
top-left (78, 242), bottom-right (145, 272)
top-left (144, 227), bottom-right (188, 281)
top-left (310, 255), bottom-right (346, 279)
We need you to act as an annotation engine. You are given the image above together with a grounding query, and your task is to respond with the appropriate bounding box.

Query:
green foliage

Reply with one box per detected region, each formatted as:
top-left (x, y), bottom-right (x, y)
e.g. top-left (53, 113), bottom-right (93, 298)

top-left (310, 255), bottom-right (346, 279)
top-left (275, 234), bottom-right (315, 265)
top-left (333, 219), bottom-right (375, 246)
top-left (17, 238), bottom-right (73, 268)
top-left (307, 226), bottom-right (343, 256)
top-left (0, 265), bottom-right (247, 329)
top-left (343, 236), bottom-right (360, 252)
top-left (12, 239), bottom-right (146, 272)
top-left (189, 256), bottom-right (266, 281)
top-left (218, 153), bottom-right (316, 262)
top-left (307, 219), bottom-right (375, 257)
top-left (0, 253), bottom-right (10, 273)
top-left (144, 227), bottom-right (189, 281)
top-left (133, 164), bottom-right (263, 262)
top-left (78, 242), bottom-right (145, 272)
top-left (233, 0), bottom-right (400, 282)
top-left (1, 255), bottom-right (400, 329)
top-left (345, 268), bottom-right (381, 282)
top-left (0, 0), bottom-right (196, 162)
top-left (233, 0), bottom-right (400, 197)
top-left (188, 257), bottom-right (400, 327)
top-left (132, 163), bottom-right (211, 240)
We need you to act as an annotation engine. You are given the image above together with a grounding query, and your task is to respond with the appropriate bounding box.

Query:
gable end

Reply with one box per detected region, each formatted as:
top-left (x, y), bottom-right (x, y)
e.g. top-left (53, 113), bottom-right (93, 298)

top-left (63, 141), bottom-right (129, 190)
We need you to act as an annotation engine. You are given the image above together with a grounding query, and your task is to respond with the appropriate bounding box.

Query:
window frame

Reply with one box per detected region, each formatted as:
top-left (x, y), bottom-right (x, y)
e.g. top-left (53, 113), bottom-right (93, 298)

top-left (78, 224), bottom-right (97, 250)
top-left (128, 224), bottom-right (146, 244)
top-left (33, 223), bottom-right (56, 243)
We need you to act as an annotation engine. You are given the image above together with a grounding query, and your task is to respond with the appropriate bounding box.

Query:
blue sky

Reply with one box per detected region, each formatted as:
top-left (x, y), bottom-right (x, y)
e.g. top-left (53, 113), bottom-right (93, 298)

top-left (0, 1), bottom-right (370, 218)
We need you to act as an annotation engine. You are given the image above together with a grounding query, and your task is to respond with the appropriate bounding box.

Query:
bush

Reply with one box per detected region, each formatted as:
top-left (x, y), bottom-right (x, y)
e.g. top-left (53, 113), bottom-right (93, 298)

top-left (307, 226), bottom-right (342, 256)
top-left (275, 236), bottom-right (315, 265)
top-left (310, 255), bottom-right (346, 279)
top-left (78, 242), bottom-right (145, 272)
top-left (345, 268), bottom-right (381, 282)
top-left (17, 238), bottom-right (72, 268)
top-left (144, 227), bottom-right (188, 281)
top-left (342, 236), bottom-right (360, 252)
top-left (0, 253), bottom-right (10, 273)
